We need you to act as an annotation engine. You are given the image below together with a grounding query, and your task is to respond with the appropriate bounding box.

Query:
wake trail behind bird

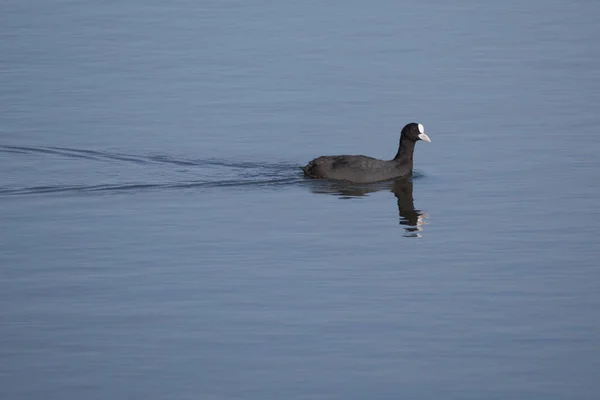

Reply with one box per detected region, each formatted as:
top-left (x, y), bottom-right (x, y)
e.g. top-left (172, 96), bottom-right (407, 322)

top-left (0, 144), bottom-right (304, 197)
top-left (0, 177), bottom-right (304, 196)
top-left (0, 144), bottom-right (296, 170)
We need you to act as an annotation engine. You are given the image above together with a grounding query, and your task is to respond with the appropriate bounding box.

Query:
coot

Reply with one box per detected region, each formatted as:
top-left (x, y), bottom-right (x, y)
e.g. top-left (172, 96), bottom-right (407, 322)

top-left (302, 122), bottom-right (431, 183)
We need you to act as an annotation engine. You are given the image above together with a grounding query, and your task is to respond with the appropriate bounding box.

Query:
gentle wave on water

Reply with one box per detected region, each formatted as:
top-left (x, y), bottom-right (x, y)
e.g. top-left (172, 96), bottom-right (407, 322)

top-left (0, 178), bottom-right (307, 196)
top-left (0, 144), bottom-right (297, 170)
top-left (0, 144), bottom-right (305, 197)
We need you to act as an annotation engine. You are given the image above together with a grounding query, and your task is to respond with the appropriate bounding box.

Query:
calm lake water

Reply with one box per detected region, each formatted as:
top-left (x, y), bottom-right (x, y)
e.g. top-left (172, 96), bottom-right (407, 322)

top-left (1, 1), bottom-right (599, 399)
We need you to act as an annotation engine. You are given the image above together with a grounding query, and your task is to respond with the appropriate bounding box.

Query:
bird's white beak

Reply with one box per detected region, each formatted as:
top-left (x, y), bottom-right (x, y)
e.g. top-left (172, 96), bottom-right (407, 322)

top-left (418, 132), bottom-right (431, 143)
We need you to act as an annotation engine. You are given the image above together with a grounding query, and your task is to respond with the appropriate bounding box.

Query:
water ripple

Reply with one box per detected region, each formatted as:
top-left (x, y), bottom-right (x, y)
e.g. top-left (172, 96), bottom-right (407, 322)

top-left (0, 144), bottom-right (305, 197)
top-left (0, 144), bottom-right (295, 170)
top-left (0, 177), bottom-right (306, 197)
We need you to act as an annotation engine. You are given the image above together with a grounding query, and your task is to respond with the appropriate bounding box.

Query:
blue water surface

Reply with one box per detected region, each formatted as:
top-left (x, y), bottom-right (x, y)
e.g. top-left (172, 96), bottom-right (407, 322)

top-left (1, 1), bottom-right (599, 399)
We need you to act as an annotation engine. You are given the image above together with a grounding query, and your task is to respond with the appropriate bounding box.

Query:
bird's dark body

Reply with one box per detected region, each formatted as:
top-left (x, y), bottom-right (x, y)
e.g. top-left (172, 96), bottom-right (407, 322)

top-left (301, 122), bottom-right (430, 184)
top-left (302, 155), bottom-right (412, 183)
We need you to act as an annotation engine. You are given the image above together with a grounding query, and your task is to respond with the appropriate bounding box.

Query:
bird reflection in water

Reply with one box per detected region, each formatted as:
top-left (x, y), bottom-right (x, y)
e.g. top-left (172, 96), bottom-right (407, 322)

top-left (308, 177), bottom-right (428, 237)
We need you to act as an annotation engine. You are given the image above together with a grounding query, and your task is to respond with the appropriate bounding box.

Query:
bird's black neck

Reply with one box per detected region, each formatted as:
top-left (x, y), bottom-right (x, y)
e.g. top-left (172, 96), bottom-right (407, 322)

top-left (393, 138), bottom-right (416, 164)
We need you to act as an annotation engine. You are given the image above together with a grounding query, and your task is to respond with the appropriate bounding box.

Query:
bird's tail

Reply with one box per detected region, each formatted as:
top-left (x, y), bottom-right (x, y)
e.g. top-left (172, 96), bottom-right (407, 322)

top-left (299, 165), bottom-right (308, 176)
